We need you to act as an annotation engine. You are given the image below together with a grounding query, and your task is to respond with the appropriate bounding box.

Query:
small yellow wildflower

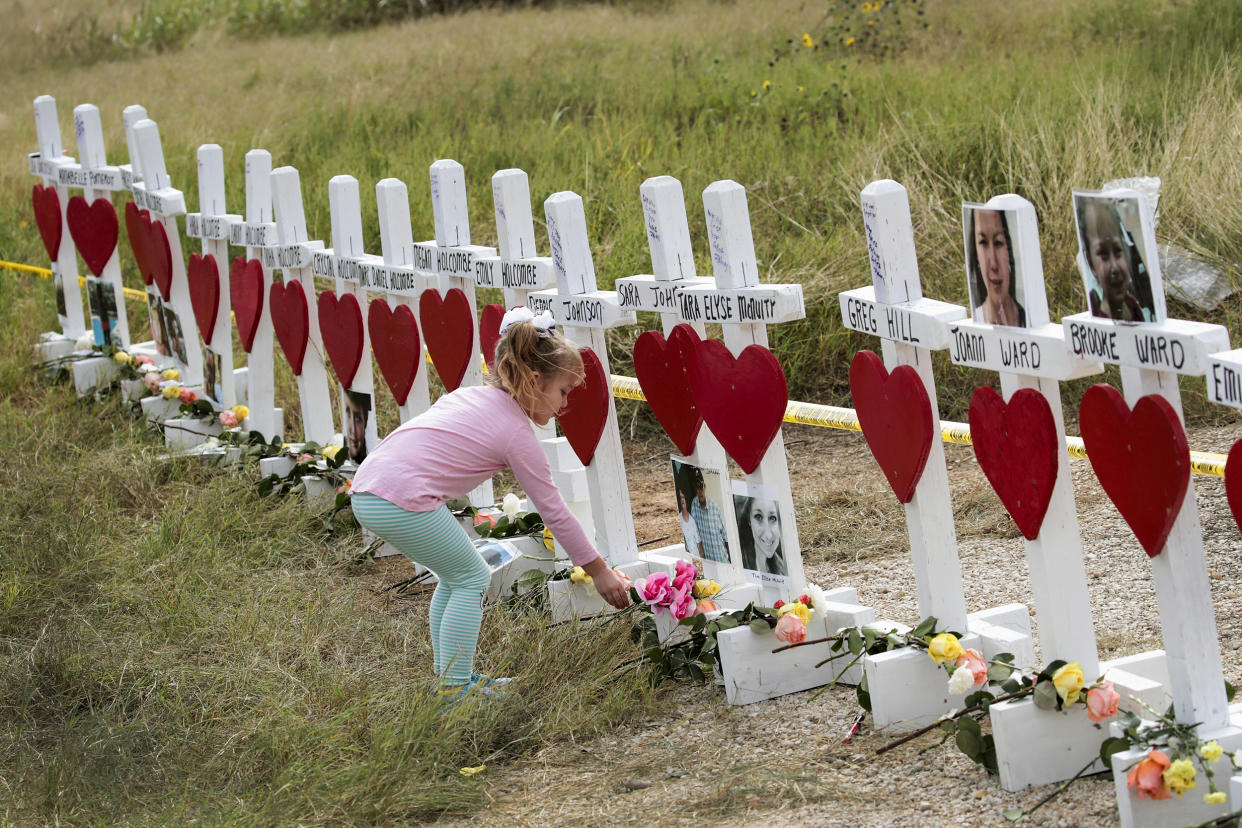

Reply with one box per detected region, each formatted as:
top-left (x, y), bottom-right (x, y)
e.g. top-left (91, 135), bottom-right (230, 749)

top-left (1205, 791), bottom-right (1227, 805)
top-left (845, 36), bottom-right (856, 46)
top-left (763, 79), bottom-right (771, 90)
top-left (459, 765), bottom-right (486, 776)
top-left (1201, 741), bottom-right (1224, 762)
top-left (802, 32), bottom-right (814, 47)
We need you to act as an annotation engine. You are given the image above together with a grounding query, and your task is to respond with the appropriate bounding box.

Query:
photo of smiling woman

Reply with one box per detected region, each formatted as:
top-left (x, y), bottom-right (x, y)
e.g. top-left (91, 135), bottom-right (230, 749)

top-left (964, 206), bottom-right (1026, 328)
top-left (734, 493), bottom-right (787, 578)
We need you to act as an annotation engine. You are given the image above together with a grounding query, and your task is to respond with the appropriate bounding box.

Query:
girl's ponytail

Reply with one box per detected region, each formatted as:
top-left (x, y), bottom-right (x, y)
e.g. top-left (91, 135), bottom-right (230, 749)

top-left (486, 310), bottom-right (584, 419)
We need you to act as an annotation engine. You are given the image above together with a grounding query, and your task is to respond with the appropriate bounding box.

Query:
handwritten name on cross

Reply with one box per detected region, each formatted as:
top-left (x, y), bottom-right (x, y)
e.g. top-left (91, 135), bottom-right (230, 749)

top-left (131, 118), bottom-right (203, 383)
top-left (66, 103), bottom-right (132, 348)
top-left (30, 95), bottom-right (86, 337)
top-left (185, 144), bottom-right (243, 405)
top-left (478, 169), bottom-right (557, 308)
top-left (269, 166), bottom-right (334, 444)
top-left (536, 191), bottom-right (639, 565)
top-left (693, 179), bottom-right (806, 601)
top-left (837, 179), bottom-right (968, 630)
top-left (374, 178), bottom-right (433, 423)
top-left (1063, 188), bottom-right (1231, 729)
top-left (616, 175), bottom-right (742, 585)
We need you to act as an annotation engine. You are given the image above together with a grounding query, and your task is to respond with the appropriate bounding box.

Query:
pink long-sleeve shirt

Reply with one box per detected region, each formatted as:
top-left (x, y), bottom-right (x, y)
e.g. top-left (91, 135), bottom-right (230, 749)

top-left (350, 384), bottom-right (598, 567)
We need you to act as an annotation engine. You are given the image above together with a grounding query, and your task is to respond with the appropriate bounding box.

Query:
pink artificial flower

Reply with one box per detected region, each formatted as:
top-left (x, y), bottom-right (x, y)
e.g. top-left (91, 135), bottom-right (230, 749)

top-left (218, 410), bottom-right (239, 428)
top-left (669, 582), bottom-right (696, 620)
top-left (954, 648), bottom-right (988, 687)
top-left (672, 559), bottom-right (698, 592)
top-left (1086, 681), bottom-right (1121, 723)
top-left (774, 612), bottom-right (807, 644)
top-left (178, 387), bottom-right (197, 404)
top-left (143, 373), bottom-right (162, 392)
top-left (134, 354), bottom-right (155, 366)
top-left (637, 572), bottom-right (674, 609)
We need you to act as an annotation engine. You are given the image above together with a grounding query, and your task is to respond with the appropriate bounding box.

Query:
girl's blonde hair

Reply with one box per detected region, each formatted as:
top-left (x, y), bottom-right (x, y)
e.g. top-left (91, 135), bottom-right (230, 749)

top-left (486, 321), bottom-right (584, 418)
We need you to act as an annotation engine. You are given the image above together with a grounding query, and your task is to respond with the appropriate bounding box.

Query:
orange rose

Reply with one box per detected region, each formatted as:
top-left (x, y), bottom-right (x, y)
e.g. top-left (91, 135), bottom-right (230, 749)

top-left (695, 599), bottom-right (718, 614)
top-left (1127, 749), bottom-right (1172, 801)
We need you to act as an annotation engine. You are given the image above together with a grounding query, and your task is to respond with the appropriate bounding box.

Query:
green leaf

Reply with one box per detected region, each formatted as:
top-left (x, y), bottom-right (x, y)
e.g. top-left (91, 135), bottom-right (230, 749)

top-left (514, 569), bottom-right (548, 592)
top-left (911, 616), bottom-right (938, 639)
top-left (1001, 678), bottom-right (1022, 695)
top-left (715, 614), bottom-right (739, 631)
top-left (1099, 737), bottom-right (1130, 773)
top-left (1003, 808), bottom-right (1024, 821)
top-left (939, 719), bottom-right (957, 734)
top-left (955, 727), bottom-right (984, 762)
top-left (987, 661), bottom-right (1015, 682)
top-left (1032, 680), bottom-right (1059, 711)
top-left (847, 628), bottom-right (863, 655)
top-left (687, 663), bottom-right (706, 683)
top-left (980, 735), bottom-right (998, 774)
top-left (749, 619), bottom-right (769, 635)
top-left (1227, 680), bottom-right (1237, 703)
top-left (1036, 659), bottom-right (1067, 685)
top-left (956, 715), bottom-right (982, 737)
top-left (856, 675), bottom-right (871, 712)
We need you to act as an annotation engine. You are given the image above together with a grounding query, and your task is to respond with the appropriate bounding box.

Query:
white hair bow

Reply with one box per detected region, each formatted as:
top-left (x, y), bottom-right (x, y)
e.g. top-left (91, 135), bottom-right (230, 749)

top-left (499, 306), bottom-right (557, 338)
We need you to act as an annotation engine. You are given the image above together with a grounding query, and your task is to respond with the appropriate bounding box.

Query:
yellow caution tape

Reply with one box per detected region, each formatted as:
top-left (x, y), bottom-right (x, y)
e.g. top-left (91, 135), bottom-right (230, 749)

top-left (3, 259), bottom-right (1227, 477)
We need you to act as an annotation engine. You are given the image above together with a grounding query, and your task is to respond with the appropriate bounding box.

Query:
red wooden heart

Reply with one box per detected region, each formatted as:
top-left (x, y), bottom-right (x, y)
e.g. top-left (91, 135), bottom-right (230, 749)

top-left (230, 256), bottom-right (264, 353)
top-left (419, 288), bottom-right (474, 393)
top-left (31, 184), bottom-right (62, 262)
top-left (124, 201), bottom-right (152, 285)
top-left (66, 195), bottom-right (118, 277)
top-left (146, 218), bottom-right (174, 301)
top-left (1226, 438), bottom-right (1242, 535)
top-left (633, 323), bottom-right (704, 457)
top-left (269, 280), bottom-right (309, 375)
top-left (1078, 384), bottom-right (1190, 558)
top-left (368, 299), bottom-right (421, 405)
top-left (187, 253), bottom-right (220, 343)
top-left (688, 339), bottom-right (788, 475)
top-left (317, 291), bottom-right (365, 389)
top-left (969, 386), bottom-right (1059, 540)
top-left (479, 303), bottom-right (505, 372)
top-left (849, 349), bottom-right (933, 503)
top-left (558, 347), bottom-right (610, 466)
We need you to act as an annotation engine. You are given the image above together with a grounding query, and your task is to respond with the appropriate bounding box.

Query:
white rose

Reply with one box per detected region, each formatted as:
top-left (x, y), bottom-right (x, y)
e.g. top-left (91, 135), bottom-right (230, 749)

top-left (502, 493), bottom-right (521, 519)
top-left (947, 664), bottom-right (976, 695)
top-left (75, 332), bottom-right (95, 350)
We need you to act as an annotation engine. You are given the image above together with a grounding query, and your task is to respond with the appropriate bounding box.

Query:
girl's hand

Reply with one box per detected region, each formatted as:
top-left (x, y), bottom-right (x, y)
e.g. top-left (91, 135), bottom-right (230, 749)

top-left (584, 557), bottom-right (630, 610)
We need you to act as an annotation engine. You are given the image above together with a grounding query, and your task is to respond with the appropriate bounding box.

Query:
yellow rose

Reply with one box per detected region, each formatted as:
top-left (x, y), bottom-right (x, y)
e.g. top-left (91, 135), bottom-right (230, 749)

top-left (569, 566), bottom-right (592, 585)
top-left (1205, 791), bottom-right (1227, 805)
top-left (1051, 662), bottom-right (1085, 705)
top-left (927, 633), bottom-right (963, 666)
top-left (321, 445), bottom-right (340, 459)
top-left (231, 404), bottom-right (249, 419)
top-left (161, 368), bottom-right (179, 381)
top-left (1164, 758), bottom-right (1196, 796)
top-left (161, 384), bottom-right (180, 399)
top-left (692, 579), bottom-right (721, 599)
top-left (1201, 741), bottom-right (1224, 762)
top-left (113, 350), bottom-right (131, 364)
top-left (777, 601), bottom-right (811, 625)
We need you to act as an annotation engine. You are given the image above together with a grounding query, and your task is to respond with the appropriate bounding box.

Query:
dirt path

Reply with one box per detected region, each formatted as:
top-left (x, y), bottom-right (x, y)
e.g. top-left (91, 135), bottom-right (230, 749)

top-left (433, 420), bottom-right (1242, 828)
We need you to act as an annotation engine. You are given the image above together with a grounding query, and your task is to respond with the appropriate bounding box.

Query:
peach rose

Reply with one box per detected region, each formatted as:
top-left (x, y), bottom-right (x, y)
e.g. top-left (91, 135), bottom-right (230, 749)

top-left (218, 410), bottom-right (239, 428)
top-left (954, 648), bottom-right (987, 687)
top-left (694, 599), bottom-right (718, 615)
top-left (774, 612), bottom-right (806, 644)
top-left (178, 387), bottom-right (197, 404)
top-left (1127, 749), bottom-right (1172, 801)
top-left (1086, 681), bottom-right (1120, 722)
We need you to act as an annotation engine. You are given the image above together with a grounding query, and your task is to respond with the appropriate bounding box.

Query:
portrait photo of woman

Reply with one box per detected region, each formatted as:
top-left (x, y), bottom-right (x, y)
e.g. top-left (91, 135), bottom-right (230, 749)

top-left (965, 206), bottom-right (1026, 328)
top-left (734, 494), bottom-right (786, 577)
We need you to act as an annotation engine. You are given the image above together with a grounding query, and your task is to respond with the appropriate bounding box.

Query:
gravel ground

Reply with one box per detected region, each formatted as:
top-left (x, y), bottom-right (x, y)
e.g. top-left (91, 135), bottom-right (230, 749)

top-left (435, 418), bottom-right (1242, 828)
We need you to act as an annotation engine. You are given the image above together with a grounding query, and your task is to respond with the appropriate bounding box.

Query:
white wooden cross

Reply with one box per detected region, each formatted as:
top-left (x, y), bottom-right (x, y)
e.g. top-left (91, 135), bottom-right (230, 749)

top-left (228, 148), bottom-right (281, 441)
top-left (184, 144), bottom-right (242, 406)
top-left (411, 159), bottom-right (497, 506)
top-left (131, 118), bottom-right (204, 384)
top-left (268, 166), bottom-right (334, 444)
top-left (615, 175), bottom-right (747, 591)
top-left (837, 180), bottom-right (969, 631)
top-left (681, 179), bottom-right (806, 604)
top-left (374, 177), bottom-right (432, 423)
top-left (480, 169), bottom-right (558, 310)
top-left (62, 103), bottom-right (132, 349)
top-left (320, 174), bottom-right (380, 462)
top-left (533, 191), bottom-right (639, 566)
top-left (30, 95), bottom-right (87, 340)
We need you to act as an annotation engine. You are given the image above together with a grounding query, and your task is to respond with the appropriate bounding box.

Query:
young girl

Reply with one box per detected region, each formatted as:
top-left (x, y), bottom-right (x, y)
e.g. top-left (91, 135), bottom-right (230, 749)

top-left (350, 308), bottom-right (630, 699)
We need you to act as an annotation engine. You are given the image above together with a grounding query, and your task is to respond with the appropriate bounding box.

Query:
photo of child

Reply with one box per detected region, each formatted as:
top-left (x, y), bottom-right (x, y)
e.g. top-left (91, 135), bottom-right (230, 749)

top-left (1073, 191), bottom-right (1160, 323)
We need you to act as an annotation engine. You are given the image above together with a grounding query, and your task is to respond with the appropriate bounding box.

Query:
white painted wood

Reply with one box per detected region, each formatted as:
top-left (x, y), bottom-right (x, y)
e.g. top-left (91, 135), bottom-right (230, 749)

top-left (70, 104), bottom-right (131, 349)
top-left (700, 179), bottom-right (806, 603)
top-left (482, 169), bottom-right (556, 308)
top-left (131, 118), bottom-right (203, 385)
top-left (990, 701), bottom-right (1107, 791)
top-left (191, 144), bottom-right (241, 406)
top-left (326, 175), bottom-right (379, 463)
top-left (237, 149), bottom-right (281, 442)
top-left (119, 104), bottom-right (147, 191)
top-left (865, 632), bottom-right (983, 731)
top-left (618, 175), bottom-right (742, 588)
top-left (1207, 348), bottom-right (1242, 410)
top-left (540, 191), bottom-right (639, 567)
top-left (375, 177), bottom-right (432, 424)
top-left (269, 165), bottom-right (334, 444)
top-left (853, 179), bottom-right (969, 632)
top-left (32, 95), bottom-right (86, 337)
top-left (1112, 719), bottom-right (1242, 827)
top-left (1064, 312), bottom-right (1229, 374)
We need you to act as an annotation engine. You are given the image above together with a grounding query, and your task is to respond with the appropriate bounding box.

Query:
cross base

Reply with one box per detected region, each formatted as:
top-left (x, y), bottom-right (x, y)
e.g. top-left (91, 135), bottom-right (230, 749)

top-left (71, 356), bottom-right (119, 396)
top-left (32, 331), bottom-right (78, 363)
top-left (864, 632), bottom-right (984, 732)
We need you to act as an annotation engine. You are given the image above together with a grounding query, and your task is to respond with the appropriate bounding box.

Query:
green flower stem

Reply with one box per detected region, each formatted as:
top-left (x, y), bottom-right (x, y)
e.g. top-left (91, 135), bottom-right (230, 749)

top-left (875, 686), bottom-right (1032, 755)
top-left (1005, 754), bottom-right (1100, 822)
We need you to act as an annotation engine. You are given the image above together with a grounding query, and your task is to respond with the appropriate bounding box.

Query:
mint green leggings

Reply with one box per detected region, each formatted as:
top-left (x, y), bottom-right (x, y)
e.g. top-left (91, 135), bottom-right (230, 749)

top-left (352, 492), bottom-right (490, 686)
